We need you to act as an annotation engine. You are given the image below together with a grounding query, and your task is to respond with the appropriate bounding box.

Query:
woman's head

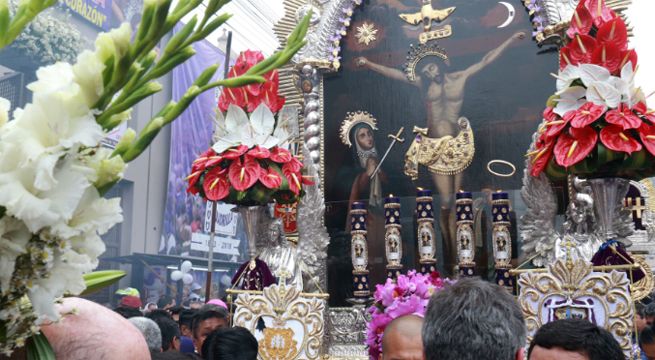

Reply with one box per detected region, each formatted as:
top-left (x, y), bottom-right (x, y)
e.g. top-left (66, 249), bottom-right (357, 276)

top-left (352, 124), bottom-right (375, 151)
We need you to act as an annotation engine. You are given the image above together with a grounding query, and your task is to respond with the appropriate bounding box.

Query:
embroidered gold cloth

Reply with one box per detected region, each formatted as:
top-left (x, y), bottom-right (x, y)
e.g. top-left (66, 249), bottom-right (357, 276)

top-left (404, 117), bottom-right (474, 178)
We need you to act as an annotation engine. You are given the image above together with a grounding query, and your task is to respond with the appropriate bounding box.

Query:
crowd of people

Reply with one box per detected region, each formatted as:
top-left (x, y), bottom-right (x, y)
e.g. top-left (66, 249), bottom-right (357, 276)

top-left (38, 278), bottom-right (653, 359)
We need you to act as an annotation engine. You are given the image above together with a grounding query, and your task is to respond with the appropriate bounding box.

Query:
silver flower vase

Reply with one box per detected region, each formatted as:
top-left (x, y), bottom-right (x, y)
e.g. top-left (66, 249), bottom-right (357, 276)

top-left (587, 178), bottom-right (629, 242)
top-left (234, 205), bottom-right (266, 260)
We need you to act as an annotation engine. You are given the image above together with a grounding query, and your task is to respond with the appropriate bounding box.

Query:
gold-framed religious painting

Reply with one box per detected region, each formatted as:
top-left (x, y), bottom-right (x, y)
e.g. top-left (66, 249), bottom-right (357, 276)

top-left (321, 0), bottom-right (558, 305)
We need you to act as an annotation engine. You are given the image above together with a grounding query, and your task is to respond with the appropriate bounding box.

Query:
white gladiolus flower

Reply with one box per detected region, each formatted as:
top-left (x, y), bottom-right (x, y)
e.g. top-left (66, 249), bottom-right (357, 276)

top-left (73, 50), bottom-right (106, 107)
top-left (0, 217), bottom-right (31, 294)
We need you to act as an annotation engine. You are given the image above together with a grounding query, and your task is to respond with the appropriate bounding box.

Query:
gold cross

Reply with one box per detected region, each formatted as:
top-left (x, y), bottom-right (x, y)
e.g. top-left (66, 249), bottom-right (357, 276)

top-left (634, 197), bottom-right (646, 219)
top-left (389, 126), bottom-right (406, 143)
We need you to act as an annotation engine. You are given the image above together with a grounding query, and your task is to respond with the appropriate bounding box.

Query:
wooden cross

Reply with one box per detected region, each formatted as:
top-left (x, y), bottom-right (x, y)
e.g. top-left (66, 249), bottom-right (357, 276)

top-left (626, 197), bottom-right (647, 219)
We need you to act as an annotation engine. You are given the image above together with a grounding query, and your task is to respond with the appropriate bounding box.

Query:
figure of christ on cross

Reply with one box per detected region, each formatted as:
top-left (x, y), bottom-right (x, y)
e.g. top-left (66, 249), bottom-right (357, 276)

top-left (356, 31), bottom-right (525, 274)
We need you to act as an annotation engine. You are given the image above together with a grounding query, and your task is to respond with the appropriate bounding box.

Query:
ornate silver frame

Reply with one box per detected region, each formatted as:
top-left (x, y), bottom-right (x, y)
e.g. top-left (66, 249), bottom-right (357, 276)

top-left (274, 0), bottom-right (653, 355)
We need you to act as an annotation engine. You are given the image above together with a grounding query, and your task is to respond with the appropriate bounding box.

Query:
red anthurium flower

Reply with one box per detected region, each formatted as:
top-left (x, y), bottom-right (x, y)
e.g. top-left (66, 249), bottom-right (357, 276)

top-left (247, 146), bottom-right (271, 159)
top-left (596, 18), bottom-right (628, 50)
top-left (605, 104), bottom-right (642, 129)
top-left (600, 124), bottom-right (642, 154)
top-left (259, 166), bottom-right (282, 189)
top-left (302, 174), bottom-right (315, 186)
top-left (543, 107), bottom-right (558, 122)
top-left (218, 86), bottom-right (246, 112)
top-left (186, 170), bottom-right (203, 194)
top-left (591, 42), bottom-right (621, 75)
top-left (543, 111), bottom-right (570, 139)
top-left (638, 122), bottom-right (655, 156)
top-left (257, 87), bottom-right (286, 113)
top-left (633, 102), bottom-right (648, 115)
top-left (619, 49), bottom-right (638, 71)
top-left (583, 0), bottom-right (617, 27)
top-left (559, 47), bottom-right (577, 70)
top-left (282, 163), bottom-right (303, 195)
top-left (222, 145), bottom-right (249, 160)
top-left (566, 34), bottom-right (596, 64)
top-left (554, 126), bottom-right (598, 167)
top-left (228, 156), bottom-right (261, 192)
top-left (569, 102), bottom-right (606, 128)
top-left (192, 148), bottom-right (217, 172)
top-left (204, 155), bottom-right (224, 168)
top-left (270, 147), bottom-right (293, 163)
top-left (284, 156), bottom-right (304, 173)
top-left (203, 168), bottom-right (230, 201)
top-left (529, 142), bottom-right (555, 177)
top-left (566, 5), bottom-right (593, 39)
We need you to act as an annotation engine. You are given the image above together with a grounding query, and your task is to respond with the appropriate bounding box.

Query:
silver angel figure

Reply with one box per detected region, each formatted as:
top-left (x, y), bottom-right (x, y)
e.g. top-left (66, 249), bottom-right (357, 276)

top-left (258, 219), bottom-right (303, 290)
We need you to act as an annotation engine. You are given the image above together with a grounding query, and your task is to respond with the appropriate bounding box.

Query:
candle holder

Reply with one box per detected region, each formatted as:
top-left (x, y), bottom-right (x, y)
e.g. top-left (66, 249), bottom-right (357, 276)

top-left (416, 189), bottom-right (437, 274)
top-left (456, 191), bottom-right (476, 277)
top-left (385, 195), bottom-right (403, 279)
top-left (492, 191), bottom-right (514, 292)
top-left (350, 202), bottom-right (371, 299)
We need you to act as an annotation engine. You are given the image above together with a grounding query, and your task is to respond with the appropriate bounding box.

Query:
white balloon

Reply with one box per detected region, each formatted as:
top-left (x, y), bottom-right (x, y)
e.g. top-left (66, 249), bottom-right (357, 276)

top-left (183, 273), bottom-right (194, 285)
top-left (171, 270), bottom-right (183, 281)
top-left (220, 274), bottom-right (232, 287)
top-left (181, 260), bottom-right (193, 273)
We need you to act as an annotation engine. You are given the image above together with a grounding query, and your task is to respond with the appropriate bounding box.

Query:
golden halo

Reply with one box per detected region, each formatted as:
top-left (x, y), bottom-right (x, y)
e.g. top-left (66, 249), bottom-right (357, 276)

top-left (339, 111), bottom-right (378, 147)
top-left (403, 43), bottom-right (449, 82)
top-left (487, 159), bottom-right (516, 178)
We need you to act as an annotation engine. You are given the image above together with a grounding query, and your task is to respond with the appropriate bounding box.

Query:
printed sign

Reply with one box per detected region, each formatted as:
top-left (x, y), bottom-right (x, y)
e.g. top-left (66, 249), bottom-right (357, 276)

top-left (190, 232), bottom-right (240, 256)
top-left (62, 0), bottom-right (113, 30)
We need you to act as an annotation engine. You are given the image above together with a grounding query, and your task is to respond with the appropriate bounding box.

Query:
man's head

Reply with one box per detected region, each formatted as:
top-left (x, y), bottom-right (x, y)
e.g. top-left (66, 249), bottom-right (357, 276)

top-left (382, 315), bottom-right (424, 360)
top-left (422, 277), bottom-right (526, 360)
top-left (178, 309), bottom-right (197, 337)
top-left (157, 295), bottom-right (176, 310)
top-left (202, 326), bottom-right (258, 360)
top-left (641, 325), bottom-right (655, 360)
top-left (528, 319), bottom-right (623, 360)
top-left (153, 317), bottom-right (181, 352)
top-left (191, 307), bottom-right (229, 354)
top-left (638, 303), bottom-right (655, 332)
top-left (129, 316), bottom-right (163, 353)
top-left (41, 297), bottom-right (150, 359)
top-left (420, 62), bottom-right (441, 82)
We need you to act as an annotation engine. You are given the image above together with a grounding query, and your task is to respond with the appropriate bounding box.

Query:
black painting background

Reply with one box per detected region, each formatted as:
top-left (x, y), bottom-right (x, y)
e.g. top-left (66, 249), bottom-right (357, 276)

top-left (323, 0), bottom-right (558, 305)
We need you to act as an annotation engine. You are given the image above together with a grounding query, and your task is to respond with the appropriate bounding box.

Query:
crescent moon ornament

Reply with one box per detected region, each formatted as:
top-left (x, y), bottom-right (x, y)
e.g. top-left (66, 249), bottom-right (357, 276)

top-left (497, 1), bottom-right (515, 28)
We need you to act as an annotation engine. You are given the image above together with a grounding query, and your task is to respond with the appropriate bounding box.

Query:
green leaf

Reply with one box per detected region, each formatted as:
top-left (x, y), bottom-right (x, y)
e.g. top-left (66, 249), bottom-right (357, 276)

top-left (79, 270), bottom-right (126, 296)
top-left (26, 333), bottom-right (55, 360)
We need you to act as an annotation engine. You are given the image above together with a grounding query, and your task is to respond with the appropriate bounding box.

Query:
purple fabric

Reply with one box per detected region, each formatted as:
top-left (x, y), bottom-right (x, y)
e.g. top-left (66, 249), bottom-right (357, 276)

top-left (231, 258), bottom-right (275, 290)
top-left (161, 23), bottom-right (226, 256)
top-left (179, 336), bottom-right (195, 354)
top-left (591, 241), bottom-right (645, 282)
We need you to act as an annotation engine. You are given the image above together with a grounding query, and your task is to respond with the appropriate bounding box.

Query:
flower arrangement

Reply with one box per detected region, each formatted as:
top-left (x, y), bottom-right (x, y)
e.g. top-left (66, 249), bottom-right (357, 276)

top-left (528, 0), bottom-right (655, 181)
top-left (187, 50), bottom-right (313, 206)
top-left (0, 0), bottom-right (310, 355)
top-left (366, 271), bottom-right (449, 359)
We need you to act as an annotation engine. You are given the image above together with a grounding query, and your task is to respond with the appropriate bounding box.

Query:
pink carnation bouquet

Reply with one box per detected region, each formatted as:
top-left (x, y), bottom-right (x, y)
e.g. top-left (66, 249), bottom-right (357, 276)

top-left (365, 271), bottom-right (450, 359)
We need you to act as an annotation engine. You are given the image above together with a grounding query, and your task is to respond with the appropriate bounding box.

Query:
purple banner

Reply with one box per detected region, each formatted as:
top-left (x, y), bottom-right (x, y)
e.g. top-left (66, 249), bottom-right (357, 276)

top-left (160, 23), bottom-right (232, 257)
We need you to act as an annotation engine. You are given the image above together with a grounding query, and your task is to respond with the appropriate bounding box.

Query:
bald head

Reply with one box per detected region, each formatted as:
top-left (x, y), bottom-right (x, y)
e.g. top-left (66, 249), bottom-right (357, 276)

top-left (382, 315), bottom-right (424, 360)
top-left (41, 297), bottom-right (150, 360)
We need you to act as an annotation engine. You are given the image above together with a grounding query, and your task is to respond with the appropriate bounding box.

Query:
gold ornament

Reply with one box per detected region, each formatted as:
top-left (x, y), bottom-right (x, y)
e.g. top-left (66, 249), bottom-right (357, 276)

top-left (404, 118), bottom-right (474, 178)
top-left (339, 111), bottom-right (378, 147)
top-left (398, 0), bottom-right (456, 32)
top-left (355, 22), bottom-right (378, 46)
top-left (403, 42), bottom-right (448, 82)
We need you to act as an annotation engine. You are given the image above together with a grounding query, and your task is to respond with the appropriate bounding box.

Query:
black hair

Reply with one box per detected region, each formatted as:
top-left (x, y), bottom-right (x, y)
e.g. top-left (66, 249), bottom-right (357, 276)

top-left (202, 326), bottom-right (258, 360)
top-left (641, 325), bottom-right (655, 346)
top-left (152, 317), bottom-right (181, 351)
top-left (528, 319), bottom-right (623, 360)
top-left (178, 309), bottom-right (197, 330)
top-left (191, 308), bottom-right (229, 337)
top-left (146, 309), bottom-right (173, 322)
top-left (169, 305), bottom-right (184, 315)
top-left (113, 306), bottom-right (142, 319)
top-left (157, 295), bottom-right (175, 309)
top-left (644, 302), bottom-right (655, 318)
top-left (151, 351), bottom-right (195, 360)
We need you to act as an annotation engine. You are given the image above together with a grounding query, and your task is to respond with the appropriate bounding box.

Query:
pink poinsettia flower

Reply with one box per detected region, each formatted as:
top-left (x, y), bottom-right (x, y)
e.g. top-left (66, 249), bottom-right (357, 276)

top-left (554, 126), bottom-right (598, 167)
top-left (568, 102), bottom-right (606, 128)
top-left (600, 124), bottom-right (642, 154)
top-left (605, 104), bottom-right (642, 130)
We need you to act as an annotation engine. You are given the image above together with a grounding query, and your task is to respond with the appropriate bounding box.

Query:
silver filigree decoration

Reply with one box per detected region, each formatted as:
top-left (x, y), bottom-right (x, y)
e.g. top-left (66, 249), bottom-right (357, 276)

top-left (299, 64), bottom-right (322, 167)
top-left (327, 306), bottom-right (369, 358)
top-left (297, 145), bottom-right (330, 292)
